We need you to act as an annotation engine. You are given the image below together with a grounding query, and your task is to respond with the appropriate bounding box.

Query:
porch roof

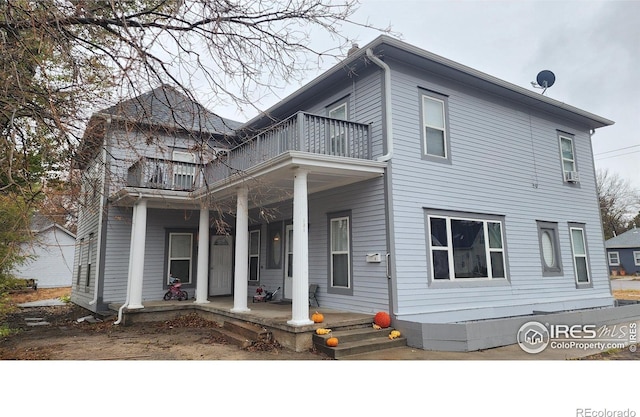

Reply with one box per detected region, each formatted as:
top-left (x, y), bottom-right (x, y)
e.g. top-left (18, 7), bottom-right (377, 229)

top-left (109, 151), bottom-right (386, 209)
top-left (193, 150), bottom-right (387, 207)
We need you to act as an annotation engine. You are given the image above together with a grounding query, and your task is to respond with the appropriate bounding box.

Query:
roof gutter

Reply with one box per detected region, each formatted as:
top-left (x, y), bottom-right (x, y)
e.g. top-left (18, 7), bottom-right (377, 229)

top-left (366, 48), bottom-right (393, 162)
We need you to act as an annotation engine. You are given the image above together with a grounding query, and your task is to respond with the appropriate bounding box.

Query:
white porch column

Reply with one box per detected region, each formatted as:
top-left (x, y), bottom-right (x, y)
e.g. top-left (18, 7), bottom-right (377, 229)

top-left (128, 198), bottom-right (147, 309)
top-left (231, 186), bottom-right (250, 313)
top-left (195, 208), bottom-right (210, 304)
top-left (288, 169), bottom-right (313, 326)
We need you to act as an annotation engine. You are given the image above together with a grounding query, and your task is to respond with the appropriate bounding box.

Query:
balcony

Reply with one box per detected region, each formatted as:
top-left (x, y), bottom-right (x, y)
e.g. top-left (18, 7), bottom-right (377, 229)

top-left (127, 157), bottom-right (203, 191)
top-left (205, 111), bottom-right (372, 183)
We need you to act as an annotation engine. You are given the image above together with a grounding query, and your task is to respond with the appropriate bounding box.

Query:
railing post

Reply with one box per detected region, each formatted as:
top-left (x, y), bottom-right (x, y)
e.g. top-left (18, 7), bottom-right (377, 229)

top-left (297, 111), bottom-right (305, 152)
top-left (367, 123), bottom-right (372, 160)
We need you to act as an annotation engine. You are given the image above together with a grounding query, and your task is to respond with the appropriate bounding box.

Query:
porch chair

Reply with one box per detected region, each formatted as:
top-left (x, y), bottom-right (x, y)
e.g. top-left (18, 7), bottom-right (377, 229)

top-left (309, 284), bottom-right (319, 307)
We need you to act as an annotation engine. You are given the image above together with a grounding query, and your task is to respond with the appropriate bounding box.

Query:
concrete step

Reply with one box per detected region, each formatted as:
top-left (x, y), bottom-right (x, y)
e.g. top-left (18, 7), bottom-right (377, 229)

top-left (313, 326), bottom-right (407, 359)
top-left (223, 319), bottom-right (272, 342)
top-left (210, 327), bottom-right (254, 349)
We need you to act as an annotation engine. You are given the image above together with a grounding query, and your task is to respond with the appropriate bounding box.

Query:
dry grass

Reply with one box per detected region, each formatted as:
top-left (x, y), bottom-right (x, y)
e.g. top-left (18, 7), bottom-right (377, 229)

top-left (612, 289), bottom-right (640, 300)
top-left (6, 287), bottom-right (71, 304)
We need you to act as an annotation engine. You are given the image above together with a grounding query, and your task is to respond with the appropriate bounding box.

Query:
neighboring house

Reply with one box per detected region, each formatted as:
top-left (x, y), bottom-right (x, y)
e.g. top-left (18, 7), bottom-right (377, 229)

top-left (605, 227), bottom-right (640, 276)
top-left (13, 214), bottom-right (76, 288)
top-left (71, 35), bottom-right (619, 350)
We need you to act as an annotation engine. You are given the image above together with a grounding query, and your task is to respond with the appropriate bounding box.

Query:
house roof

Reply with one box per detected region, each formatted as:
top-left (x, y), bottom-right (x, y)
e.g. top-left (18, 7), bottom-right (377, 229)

top-left (29, 213), bottom-right (76, 239)
top-left (243, 35), bottom-right (614, 131)
top-left (99, 85), bottom-right (242, 135)
top-left (605, 227), bottom-right (640, 249)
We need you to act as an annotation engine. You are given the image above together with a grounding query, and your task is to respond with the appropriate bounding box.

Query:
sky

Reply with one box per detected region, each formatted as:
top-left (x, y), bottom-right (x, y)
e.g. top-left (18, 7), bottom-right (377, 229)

top-left (212, 0), bottom-right (640, 190)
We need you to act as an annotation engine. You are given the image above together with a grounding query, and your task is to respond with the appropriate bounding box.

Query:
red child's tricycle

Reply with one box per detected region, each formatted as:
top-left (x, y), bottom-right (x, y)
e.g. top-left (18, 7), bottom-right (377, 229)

top-left (164, 278), bottom-right (189, 301)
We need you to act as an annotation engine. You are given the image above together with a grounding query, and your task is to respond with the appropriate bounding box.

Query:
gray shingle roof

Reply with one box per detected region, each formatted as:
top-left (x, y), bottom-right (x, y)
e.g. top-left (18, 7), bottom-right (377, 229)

top-left (100, 85), bottom-right (242, 135)
top-left (605, 227), bottom-right (640, 249)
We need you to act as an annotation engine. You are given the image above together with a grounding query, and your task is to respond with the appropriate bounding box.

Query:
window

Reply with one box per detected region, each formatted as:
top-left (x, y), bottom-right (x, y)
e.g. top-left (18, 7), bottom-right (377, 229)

top-left (537, 221), bottom-right (562, 275)
top-left (427, 213), bottom-right (507, 280)
top-left (608, 251), bottom-right (620, 266)
top-left (329, 212), bottom-right (352, 291)
top-left (86, 233), bottom-right (94, 287)
top-left (76, 238), bottom-right (84, 285)
top-left (327, 99), bottom-right (348, 156)
top-left (168, 233), bottom-right (193, 284)
top-left (559, 134), bottom-right (578, 183)
top-left (569, 224), bottom-right (590, 286)
top-left (634, 251), bottom-right (640, 267)
top-left (249, 229), bottom-right (260, 281)
top-left (172, 150), bottom-right (196, 190)
top-left (421, 92), bottom-right (449, 160)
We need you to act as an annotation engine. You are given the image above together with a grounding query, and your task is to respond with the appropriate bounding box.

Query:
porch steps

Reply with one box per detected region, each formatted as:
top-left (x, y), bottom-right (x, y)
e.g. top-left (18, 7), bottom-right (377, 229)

top-left (313, 326), bottom-right (407, 359)
top-left (210, 319), bottom-right (272, 349)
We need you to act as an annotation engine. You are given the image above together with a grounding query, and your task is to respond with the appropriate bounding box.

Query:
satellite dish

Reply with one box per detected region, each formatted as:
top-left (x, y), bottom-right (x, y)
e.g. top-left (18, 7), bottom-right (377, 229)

top-left (536, 70), bottom-right (556, 89)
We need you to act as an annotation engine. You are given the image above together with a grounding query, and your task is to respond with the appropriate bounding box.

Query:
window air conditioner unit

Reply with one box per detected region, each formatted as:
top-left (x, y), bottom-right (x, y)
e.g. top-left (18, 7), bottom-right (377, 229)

top-left (565, 171), bottom-right (580, 183)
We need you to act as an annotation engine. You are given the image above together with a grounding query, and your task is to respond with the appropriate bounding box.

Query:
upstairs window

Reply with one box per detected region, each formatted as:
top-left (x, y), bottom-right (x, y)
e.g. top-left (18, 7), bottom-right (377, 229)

top-left (421, 92), bottom-right (450, 161)
top-left (559, 134), bottom-right (579, 183)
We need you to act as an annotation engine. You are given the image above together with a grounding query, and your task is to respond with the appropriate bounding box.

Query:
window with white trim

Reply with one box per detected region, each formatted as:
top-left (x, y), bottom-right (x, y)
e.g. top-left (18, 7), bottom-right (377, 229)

top-left (559, 134), bottom-right (578, 183)
top-left (634, 251), bottom-right (640, 267)
top-left (537, 221), bottom-right (562, 275)
top-left (168, 233), bottom-right (193, 284)
top-left (249, 229), bottom-right (260, 282)
top-left (329, 214), bottom-right (351, 290)
top-left (569, 224), bottom-right (590, 285)
top-left (421, 93), bottom-right (449, 159)
top-left (76, 238), bottom-right (84, 285)
top-left (608, 251), bottom-right (620, 266)
top-left (86, 233), bottom-right (94, 287)
top-left (428, 214), bottom-right (507, 280)
top-left (327, 100), bottom-right (348, 156)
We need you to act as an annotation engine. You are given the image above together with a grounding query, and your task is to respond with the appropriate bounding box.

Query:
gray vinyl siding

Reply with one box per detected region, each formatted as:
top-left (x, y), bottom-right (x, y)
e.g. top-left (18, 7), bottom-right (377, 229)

top-left (70, 151), bottom-right (104, 309)
top-left (386, 58), bottom-right (612, 322)
top-left (101, 207), bottom-right (203, 304)
top-left (244, 177), bottom-right (388, 313)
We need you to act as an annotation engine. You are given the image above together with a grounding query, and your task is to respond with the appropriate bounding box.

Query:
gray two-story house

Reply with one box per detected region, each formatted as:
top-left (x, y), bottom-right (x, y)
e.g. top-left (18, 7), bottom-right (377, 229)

top-left (71, 36), bottom-right (624, 351)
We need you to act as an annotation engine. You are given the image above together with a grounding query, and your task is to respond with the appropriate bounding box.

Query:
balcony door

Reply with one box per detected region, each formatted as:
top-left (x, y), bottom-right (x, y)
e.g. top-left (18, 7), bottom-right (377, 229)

top-left (172, 150), bottom-right (196, 190)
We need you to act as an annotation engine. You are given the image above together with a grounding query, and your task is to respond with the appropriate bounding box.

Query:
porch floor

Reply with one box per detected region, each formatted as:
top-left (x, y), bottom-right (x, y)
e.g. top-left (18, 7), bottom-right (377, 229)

top-left (109, 296), bottom-right (375, 352)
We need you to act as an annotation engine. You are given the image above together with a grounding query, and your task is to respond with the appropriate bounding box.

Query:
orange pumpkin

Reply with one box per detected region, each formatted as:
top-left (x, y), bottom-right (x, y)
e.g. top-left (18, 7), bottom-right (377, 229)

top-left (374, 311), bottom-right (391, 328)
top-left (311, 311), bottom-right (324, 323)
top-left (326, 337), bottom-right (339, 347)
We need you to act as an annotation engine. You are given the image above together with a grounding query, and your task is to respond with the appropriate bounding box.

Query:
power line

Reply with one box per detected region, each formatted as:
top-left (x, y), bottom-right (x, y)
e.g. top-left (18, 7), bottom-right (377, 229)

top-left (595, 149), bottom-right (640, 161)
top-left (594, 144), bottom-right (640, 156)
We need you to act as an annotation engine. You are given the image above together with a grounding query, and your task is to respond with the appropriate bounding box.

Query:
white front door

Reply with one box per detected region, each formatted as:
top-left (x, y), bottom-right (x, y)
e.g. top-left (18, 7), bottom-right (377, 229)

top-left (209, 236), bottom-right (233, 296)
top-left (284, 225), bottom-right (294, 299)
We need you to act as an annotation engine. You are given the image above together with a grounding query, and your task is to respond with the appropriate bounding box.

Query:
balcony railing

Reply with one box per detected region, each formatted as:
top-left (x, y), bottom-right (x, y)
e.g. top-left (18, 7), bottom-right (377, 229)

top-left (127, 157), bottom-right (203, 191)
top-left (206, 111), bottom-right (372, 182)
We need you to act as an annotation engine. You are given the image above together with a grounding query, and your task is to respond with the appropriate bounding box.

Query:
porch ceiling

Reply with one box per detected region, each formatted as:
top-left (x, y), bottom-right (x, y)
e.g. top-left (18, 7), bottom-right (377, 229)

top-left (196, 151), bottom-right (387, 208)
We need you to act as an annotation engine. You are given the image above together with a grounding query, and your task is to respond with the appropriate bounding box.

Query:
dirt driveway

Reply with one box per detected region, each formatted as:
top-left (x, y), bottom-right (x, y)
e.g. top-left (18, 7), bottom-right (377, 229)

top-left (0, 289), bottom-right (327, 360)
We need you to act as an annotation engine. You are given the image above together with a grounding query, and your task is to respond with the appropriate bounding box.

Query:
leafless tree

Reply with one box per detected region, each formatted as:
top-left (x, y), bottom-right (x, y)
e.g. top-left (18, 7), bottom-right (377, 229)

top-left (596, 168), bottom-right (640, 239)
top-left (1, 0), bottom-right (391, 229)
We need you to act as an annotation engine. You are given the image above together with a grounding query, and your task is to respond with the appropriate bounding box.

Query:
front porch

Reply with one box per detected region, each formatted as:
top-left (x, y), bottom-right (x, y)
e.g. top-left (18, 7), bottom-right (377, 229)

top-left (110, 296), bottom-right (374, 352)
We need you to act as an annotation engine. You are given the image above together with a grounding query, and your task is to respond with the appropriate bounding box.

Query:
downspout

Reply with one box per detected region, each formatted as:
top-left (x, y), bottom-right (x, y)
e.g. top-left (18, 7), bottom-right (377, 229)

top-left (366, 48), bottom-right (393, 162)
top-left (89, 116), bottom-right (111, 306)
top-left (114, 193), bottom-right (142, 325)
top-left (366, 48), bottom-right (399, 316)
